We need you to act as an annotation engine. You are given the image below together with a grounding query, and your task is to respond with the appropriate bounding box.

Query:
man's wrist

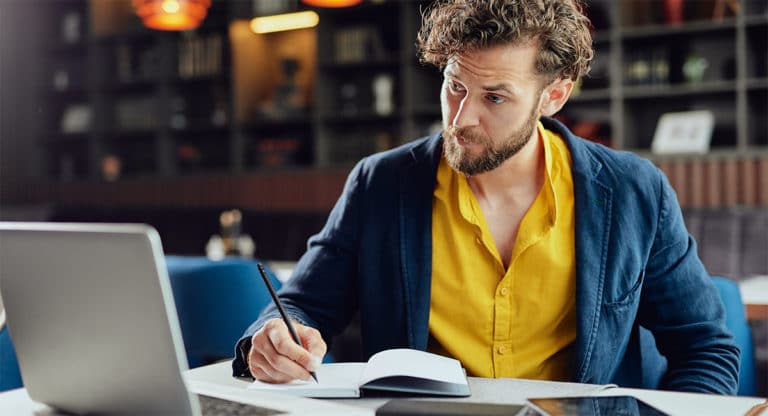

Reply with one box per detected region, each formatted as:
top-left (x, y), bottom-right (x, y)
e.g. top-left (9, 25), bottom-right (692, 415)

top-left (233, 336), bottom-right (253, 378)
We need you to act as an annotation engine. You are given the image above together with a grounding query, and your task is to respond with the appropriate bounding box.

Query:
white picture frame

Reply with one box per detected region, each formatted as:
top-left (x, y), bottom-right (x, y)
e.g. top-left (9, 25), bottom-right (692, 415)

top-left (651, 110), bottom-right (715, 154)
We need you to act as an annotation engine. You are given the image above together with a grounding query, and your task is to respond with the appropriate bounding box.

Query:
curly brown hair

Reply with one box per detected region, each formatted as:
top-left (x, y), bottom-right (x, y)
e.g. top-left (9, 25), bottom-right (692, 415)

top-left (417, 0), bottom-right (594, 82)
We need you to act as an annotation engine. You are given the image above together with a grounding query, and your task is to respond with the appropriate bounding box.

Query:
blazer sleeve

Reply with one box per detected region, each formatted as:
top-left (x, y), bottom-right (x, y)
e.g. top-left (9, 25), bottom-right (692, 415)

top-left (637, 170), bottom-right (740, 394)
top-left (232, 160), bottom-right (367, 377)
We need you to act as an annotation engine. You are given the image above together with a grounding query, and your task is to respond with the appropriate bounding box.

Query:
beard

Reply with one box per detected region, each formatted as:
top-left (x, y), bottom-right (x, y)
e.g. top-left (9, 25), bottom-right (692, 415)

top-left (442, 108), bottom-right (539, 176)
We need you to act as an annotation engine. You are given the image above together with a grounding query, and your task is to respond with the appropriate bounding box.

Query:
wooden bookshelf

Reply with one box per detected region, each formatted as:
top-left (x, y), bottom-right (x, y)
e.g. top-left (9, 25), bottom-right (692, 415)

top-left (24, 0), bottom-right (768, 211)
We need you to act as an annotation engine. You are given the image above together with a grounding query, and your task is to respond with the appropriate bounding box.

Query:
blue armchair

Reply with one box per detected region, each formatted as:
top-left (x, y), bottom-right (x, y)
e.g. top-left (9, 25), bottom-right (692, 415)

top-left (165, 256), bottom-right (281, 368)
top-left (711, 275), bottom-right (756, 396)
top-left (0, 325), bottom-right (22, 392)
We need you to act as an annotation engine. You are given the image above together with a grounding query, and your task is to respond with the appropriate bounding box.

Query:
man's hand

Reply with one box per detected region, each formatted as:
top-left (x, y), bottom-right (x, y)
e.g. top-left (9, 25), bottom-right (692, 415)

top-left (247, 318), bottom-right (327, 383)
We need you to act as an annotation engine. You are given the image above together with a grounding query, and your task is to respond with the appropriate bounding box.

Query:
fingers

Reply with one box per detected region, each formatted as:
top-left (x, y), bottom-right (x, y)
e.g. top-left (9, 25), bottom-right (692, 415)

top-left (247, 318), bottom-right (326, 383)
top-left (250, 334), bottom-right (305, 383)
top-left (298, 324), bottom-right (326, 369)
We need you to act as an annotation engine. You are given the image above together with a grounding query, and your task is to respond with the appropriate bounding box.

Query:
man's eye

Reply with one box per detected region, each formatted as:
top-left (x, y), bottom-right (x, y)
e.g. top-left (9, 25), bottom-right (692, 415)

top-left (449, 81), bottom-right (465, 92)
top-left (487, 95), bottom-right (505, 104)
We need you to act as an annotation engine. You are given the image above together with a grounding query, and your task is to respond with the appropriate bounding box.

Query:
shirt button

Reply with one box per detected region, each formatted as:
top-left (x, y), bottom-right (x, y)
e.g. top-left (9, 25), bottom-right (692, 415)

top-left (500, 287), bottom-right (509, 296)
top-left (498, 345), bottom-right (507, 354)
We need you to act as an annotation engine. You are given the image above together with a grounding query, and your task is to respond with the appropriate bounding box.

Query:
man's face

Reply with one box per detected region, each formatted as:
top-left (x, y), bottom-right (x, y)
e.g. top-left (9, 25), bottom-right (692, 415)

top-left (440, 42), bottom-right (547, 176)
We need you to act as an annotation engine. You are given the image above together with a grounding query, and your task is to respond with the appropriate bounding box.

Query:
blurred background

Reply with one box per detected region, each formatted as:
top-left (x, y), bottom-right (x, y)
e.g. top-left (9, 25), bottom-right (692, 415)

top-left (0, 0), bottom-right (767, 391)
top-left (0, 0), bottom-right (766, 260)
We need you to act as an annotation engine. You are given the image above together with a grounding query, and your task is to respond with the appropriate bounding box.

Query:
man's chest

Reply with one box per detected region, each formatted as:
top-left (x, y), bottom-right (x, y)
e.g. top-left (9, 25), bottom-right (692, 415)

top-left (479, 199), bottom-right (535, 268)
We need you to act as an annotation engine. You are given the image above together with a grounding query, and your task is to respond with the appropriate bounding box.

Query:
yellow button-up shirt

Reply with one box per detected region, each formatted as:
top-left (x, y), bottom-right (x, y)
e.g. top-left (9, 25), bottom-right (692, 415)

top-left (429, 122), bottom-right (577, 380)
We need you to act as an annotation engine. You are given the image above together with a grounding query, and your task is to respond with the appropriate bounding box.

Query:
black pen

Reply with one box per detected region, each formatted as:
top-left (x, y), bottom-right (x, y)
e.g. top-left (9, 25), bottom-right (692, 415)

top-left (256, 263), bottom-right (318, 383)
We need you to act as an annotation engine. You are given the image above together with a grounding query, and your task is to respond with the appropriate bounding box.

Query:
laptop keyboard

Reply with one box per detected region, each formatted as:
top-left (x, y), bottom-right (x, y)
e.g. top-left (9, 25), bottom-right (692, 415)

top-left (197, 394), bottom-right (285, 416)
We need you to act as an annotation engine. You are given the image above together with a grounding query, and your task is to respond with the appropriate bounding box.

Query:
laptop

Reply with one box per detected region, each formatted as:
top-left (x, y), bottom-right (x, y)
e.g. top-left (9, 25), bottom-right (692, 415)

top-left (0, 222), bottom-right (309, 415)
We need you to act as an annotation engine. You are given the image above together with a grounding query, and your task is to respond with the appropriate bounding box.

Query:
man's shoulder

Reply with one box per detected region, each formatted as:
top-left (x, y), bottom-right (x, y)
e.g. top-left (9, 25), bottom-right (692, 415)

top-left (576, 138), bottom-right (658, 178)
top-left (542, 117), bottom-right (663, 199)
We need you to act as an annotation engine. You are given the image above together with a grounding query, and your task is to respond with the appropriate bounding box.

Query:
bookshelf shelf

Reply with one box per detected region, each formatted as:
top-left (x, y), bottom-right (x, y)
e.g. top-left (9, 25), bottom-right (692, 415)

top-left (318, 57), bottom-right (401, 70)
top-left (101, 80), bottom-right (157, 92)
top-left (49, 42), bottom-right (88, 55)
top-left (744, 15), bottom-right (768, 27)
top-left (91, 30), bottom-right (155, 44)
top-left (43, 132), bottom-right (90, 143)
top-left (623, 81), bottom-right (738, 99)
top-left (591, 30), bottom-right (611, 44)
top-left (241, 117), bottom-right (312, 130)
top-left (319, 112), bottom-right (401, 124)
top-left (46, 87), bottom-right (89, 98)
top-left (747, 78), bottom-right (768, 90)
top-left (619, 18), bottom-right (737, 39)
top-left (169, 124), bottom-right (229, 134)
top-left (569, 88), bottom-right (612, 102)
top-left (106, 129), bottom-right (157, 139)
top-left (170, 73), bottom-right (231, 85)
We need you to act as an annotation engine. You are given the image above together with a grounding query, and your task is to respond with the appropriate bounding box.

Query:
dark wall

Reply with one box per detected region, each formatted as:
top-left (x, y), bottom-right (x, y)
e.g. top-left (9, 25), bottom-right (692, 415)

top-left (0, 1), bottom-right (47, 206)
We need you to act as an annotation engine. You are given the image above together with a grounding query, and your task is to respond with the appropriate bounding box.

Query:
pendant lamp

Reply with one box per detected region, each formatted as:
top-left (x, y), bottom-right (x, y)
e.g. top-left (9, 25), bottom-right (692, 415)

top-left (133, 0), bottom-right (211, 31)
top-left (301, 0), bottom-right (362, 7)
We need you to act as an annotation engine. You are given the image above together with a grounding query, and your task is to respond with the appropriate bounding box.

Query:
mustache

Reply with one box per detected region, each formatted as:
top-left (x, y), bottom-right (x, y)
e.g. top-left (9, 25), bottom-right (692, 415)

top-left (445, 126), bottom-right (487, 144)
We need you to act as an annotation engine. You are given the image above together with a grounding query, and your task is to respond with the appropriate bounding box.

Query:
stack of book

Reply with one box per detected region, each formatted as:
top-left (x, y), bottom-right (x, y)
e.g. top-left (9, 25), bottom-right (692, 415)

top-left (178, 33), bottom-right (224, 79)
top-left (655, 156), bottom-right (768, 208)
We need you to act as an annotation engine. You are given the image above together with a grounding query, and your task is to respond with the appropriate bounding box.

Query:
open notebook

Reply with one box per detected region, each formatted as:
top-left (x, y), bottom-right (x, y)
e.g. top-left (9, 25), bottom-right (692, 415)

top-left (248, 348), bottom-right (470, 398)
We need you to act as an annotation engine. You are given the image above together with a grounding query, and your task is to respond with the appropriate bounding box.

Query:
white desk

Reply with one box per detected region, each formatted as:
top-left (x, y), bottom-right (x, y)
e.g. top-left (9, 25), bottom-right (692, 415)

top-left (1, 361), bottom-right (766, 415)
top-left (741, 276), bottom-right (768, 321)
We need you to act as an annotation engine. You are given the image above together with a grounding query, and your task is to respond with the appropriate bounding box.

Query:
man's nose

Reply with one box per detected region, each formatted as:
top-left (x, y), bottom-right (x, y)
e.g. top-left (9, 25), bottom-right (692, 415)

top-left (452, 96), bottom-right (480, 128)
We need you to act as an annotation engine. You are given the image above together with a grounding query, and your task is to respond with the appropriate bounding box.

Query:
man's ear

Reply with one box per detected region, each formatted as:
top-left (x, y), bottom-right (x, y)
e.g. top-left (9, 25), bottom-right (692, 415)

top-left (538, 78), bottom-right (574, 117)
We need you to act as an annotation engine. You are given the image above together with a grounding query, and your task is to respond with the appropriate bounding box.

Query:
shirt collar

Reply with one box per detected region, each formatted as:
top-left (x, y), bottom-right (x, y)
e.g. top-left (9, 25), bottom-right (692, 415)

top-left (435, 121), bottom-right (561, 228)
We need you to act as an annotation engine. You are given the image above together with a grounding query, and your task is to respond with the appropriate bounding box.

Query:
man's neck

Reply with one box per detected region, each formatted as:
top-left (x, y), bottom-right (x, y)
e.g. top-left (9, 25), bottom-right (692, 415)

top-left (466, 128), bottom-right (545, 209)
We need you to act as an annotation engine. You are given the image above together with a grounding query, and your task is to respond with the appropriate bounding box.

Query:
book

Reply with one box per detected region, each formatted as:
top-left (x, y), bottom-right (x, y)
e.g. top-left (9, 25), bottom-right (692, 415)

top-left (759, 157), bottom-right (768, 207)
top-left (705, 158), bottom-right (722, 208)
top-left (247, 348), bottom-right (470, 399)
top-left (722, 158), bottom-right (739, 207)
top-left (376, 399), bottom-right (527, 416)
top-left (739, 158), bottom-right (758, 207)
top-left (671, 159), bottom-right (689, 208)
top-left (689, 158), bottom-right (705, 209)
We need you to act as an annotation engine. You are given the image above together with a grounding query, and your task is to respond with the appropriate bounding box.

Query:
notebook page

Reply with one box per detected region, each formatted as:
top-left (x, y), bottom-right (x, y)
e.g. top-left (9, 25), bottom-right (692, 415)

top-left (359, 349), bottom-right (466, 386)
top-left (247, 363), bottom-right (365, 398)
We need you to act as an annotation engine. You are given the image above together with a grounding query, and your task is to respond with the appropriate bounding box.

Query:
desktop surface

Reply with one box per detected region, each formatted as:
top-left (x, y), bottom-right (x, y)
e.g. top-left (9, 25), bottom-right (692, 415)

top-left (1, 361), bottom-right (766, 416)
top-left (184, 361), bottom-right (768, 416)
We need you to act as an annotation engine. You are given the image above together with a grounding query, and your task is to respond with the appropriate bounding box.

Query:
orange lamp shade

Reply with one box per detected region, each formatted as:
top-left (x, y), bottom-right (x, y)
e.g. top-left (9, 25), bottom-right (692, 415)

top-left (301, 0), bottom-right (363, 7)
top-left (133, 0), bottom-right (211, 31)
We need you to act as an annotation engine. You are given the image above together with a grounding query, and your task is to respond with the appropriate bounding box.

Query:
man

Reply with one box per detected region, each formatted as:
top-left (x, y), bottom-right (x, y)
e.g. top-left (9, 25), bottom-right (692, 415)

top-left (234, 0), bottom-right (739, 393)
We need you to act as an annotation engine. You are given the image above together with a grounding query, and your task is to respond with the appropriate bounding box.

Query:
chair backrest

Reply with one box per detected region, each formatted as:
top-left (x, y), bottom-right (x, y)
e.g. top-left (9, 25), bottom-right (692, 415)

top-left (0, 326), bottom-right (23, 392)
top-left (0, 285), bottom-right (23, 392)
top-left (165, 256), bottom-right (281, 368)
top-left (711, 275), bottom-right (756, 396)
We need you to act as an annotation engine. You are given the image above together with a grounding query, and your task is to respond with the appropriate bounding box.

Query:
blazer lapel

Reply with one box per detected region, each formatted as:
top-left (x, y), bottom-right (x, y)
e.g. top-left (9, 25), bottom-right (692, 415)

top-left (565, 136), bottom-right (613, 383)
top-left (399, 134), bottom-right (443, 350)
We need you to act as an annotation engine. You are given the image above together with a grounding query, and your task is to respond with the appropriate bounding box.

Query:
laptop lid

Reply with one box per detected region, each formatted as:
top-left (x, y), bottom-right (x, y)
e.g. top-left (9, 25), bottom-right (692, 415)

top-left (0, 222), bottom-right (198, 415)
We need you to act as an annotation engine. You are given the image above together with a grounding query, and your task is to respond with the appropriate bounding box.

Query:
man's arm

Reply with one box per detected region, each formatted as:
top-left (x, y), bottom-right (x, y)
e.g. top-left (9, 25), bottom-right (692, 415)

top-left (232, 160), bottom-right (367, 378)
top-left (638, 170), bottom-right (740, 394)
top-left (232, 306), bottom-right (324, 378)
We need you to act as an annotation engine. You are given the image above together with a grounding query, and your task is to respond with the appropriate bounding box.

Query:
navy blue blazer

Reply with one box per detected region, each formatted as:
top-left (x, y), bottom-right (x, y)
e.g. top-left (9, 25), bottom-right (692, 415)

top-left (235, 117), bottom-right (739, 394)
